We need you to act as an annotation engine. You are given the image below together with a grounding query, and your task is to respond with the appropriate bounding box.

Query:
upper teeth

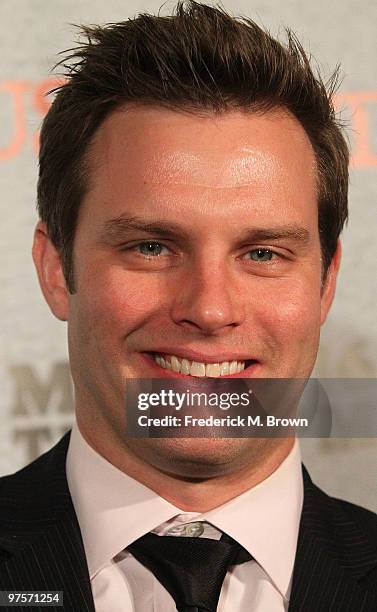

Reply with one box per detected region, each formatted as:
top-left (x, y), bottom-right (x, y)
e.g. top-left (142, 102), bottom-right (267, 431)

top-left (153, 354), bottom-right (246, 377)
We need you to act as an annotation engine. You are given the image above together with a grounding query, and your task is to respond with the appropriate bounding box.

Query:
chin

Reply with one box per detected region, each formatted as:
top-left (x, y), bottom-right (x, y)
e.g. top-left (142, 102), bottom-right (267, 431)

top-left (127, 437), bottom-right (269, 479)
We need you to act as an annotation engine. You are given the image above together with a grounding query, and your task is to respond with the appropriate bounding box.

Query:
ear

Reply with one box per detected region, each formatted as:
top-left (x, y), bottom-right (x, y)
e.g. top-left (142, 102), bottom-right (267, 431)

top-left (320, 240), bottom-right (341, 326)
top-left (32, 221), bottom-right (69, 321)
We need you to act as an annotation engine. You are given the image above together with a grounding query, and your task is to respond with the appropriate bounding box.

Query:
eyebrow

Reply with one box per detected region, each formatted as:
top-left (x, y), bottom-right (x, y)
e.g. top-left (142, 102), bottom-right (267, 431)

top-left (98, 214), bottom-right (311, 246)
top-left (238, 226), bottom-right (311, 245)
top-left (98, 215), bottom-right (189, 243)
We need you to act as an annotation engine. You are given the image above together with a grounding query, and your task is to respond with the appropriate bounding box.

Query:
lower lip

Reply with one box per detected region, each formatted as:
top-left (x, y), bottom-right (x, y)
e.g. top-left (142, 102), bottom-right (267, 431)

top-left (141, 353), bottom-right (261, 378)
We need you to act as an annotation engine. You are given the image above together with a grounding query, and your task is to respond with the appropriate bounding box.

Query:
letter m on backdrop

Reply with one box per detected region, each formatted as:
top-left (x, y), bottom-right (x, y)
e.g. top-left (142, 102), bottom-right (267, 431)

top-left (8, 362), bottom-right (74, 464)
top-left (10, 362), bottom-right (73, 416)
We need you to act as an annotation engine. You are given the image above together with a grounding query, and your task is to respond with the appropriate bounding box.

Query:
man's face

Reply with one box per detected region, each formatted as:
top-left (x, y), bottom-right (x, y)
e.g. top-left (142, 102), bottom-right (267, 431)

top-left (35, 106), bottom-right (339, 477)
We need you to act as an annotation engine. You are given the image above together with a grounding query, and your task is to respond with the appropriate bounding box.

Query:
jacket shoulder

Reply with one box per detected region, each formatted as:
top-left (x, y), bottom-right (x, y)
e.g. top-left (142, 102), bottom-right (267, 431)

top-left (303, 465), bottom-right (377, 532)
top-left (301, 466), bottom-right (377, 583)
top-left (330, 494), bottom-right (377, 536)
top-left (0, 432), bottom-right (73, 530)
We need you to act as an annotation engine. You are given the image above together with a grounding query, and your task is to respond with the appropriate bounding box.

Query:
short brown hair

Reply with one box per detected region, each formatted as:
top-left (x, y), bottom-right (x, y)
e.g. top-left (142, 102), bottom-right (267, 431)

top-left (37, 0), bottom-right (349, 293)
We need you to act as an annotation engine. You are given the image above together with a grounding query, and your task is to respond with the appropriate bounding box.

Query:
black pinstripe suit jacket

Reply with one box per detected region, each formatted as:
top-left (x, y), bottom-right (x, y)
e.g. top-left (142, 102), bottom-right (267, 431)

top-left (0, 432), bottom-right (376, 612)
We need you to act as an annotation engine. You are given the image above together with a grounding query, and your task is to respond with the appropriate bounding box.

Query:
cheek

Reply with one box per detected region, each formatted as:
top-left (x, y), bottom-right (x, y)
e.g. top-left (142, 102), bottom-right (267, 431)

top-left (254, 279), bottom-right (322, 342)
top-left (72, 268), bottom-right (168, 341)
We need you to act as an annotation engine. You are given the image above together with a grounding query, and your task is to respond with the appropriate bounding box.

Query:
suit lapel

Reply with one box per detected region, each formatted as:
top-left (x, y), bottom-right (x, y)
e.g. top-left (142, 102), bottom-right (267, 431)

top-left (0, 432), bottom-right (95, 612)
top-left (289, 467), bottom-right (377, 611)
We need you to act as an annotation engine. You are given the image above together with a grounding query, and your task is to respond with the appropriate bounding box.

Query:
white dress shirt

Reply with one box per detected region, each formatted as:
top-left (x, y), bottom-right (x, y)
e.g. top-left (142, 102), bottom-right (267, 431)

top-left (66, 423), bottom-right (303, 611)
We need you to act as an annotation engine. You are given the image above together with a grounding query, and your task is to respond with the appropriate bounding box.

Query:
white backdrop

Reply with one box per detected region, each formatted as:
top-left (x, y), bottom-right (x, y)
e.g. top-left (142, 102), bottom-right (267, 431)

top-left (0, 0), bottom-right (376, 510)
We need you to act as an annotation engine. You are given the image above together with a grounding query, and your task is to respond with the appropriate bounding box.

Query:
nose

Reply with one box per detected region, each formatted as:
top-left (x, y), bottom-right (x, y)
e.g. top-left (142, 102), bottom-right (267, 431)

top-left (170, 260), bottom-right (245, 335)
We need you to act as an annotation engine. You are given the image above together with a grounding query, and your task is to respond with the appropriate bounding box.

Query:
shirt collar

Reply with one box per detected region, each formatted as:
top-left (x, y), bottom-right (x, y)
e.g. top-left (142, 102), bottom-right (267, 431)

top-left (66, 423), bottom-right (181, 578)
top-left (66, 423), bottom-right (302, 598)
top-left (199, 439), bottom-right (303, 599)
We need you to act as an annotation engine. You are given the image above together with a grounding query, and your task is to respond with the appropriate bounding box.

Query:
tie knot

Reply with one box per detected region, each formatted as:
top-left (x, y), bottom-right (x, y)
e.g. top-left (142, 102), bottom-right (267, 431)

top-left (127, 531), bottom-right (252, 612)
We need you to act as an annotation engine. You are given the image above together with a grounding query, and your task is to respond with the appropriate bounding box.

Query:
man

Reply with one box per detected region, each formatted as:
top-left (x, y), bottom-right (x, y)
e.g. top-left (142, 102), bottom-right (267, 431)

top-left (0, 2), bottom-right (376, 611)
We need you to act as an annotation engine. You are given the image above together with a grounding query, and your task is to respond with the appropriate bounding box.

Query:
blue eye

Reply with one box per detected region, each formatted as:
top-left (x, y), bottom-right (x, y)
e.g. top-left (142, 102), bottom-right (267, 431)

top-left (137, 242), bottom-right (166, 256)
top-left (247, 249), bottom-right (275, 262)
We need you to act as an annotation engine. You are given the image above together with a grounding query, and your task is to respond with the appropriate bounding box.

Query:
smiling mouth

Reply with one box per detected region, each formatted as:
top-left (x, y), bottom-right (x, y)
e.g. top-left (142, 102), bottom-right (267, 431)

top-left (151, 353), bottom-right (256, 377)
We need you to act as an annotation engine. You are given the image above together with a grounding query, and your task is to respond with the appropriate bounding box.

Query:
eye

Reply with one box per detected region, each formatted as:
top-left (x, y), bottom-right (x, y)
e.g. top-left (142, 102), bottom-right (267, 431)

top-left (245, 248), bottom-right (276, 262)
top-left (136, 242), bottom-right (169, 257)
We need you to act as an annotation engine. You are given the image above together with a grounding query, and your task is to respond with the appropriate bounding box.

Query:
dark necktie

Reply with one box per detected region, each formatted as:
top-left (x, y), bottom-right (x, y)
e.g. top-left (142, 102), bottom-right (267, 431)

top-left (127, 529), bottom-right (252, 612)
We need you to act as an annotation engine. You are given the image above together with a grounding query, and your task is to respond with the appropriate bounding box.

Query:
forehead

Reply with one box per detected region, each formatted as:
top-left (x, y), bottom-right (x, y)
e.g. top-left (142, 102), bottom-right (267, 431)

top-left (89, 105), bottom-right (316, 182)
top-left (82, 105), bottom-right (317, 230)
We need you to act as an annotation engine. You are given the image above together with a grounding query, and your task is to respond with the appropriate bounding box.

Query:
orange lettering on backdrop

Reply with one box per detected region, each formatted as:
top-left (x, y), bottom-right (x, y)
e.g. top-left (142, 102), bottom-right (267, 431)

top-left (335, 92), bottom-right (377, 168)
top-left (0, 81), bottom-right (29, 161)
top-left (0, 80), bottom-right (376, 167)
